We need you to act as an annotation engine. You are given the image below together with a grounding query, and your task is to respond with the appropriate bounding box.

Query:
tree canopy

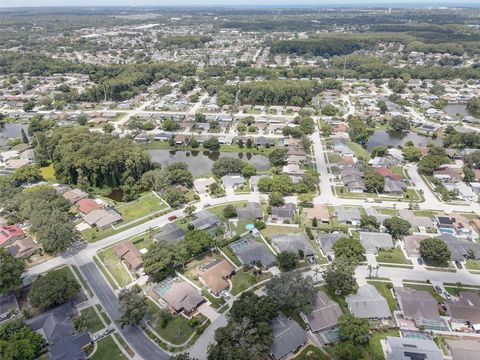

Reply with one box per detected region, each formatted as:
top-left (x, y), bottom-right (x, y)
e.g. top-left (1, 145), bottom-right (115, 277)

top-left (332, 237), bottom-right (365, 264)
top-left (0, 249), bottom-right (25, 295)
top-left (118, 285), bottom-right (148, 328)
top-left (419, 238), bottom-right (451, 266)
top-left (322, 258), bottom-right (357, 296)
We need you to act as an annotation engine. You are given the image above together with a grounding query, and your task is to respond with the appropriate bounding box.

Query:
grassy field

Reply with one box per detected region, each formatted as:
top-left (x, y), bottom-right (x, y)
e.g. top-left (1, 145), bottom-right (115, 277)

top-left (230, 271), bottom-right (270, 295)
top-left (96, 305), bottom-right (112, 325)
top-left (261, 225), bottom-right (304, 239)
top-left (116, 192), bottom-right (168, 223)
top-left (347, 141), bottom-right (370, 161)
top-left (365, 330), bottom-right (399, 359)
top-left (97, 246), bottom-right (133, 288)
top-left (367, 281), bottom-right (397, 311)
top-left (147, 300), bottom-right (196, 345)
top-left (91, 335), bottom-right (127, 360)
top-left (80, 306), bottom-right (105, 333)
top-left (413, 210), bottom-right (436, 218)
top-left (376, 248), bottom-right (411, 265)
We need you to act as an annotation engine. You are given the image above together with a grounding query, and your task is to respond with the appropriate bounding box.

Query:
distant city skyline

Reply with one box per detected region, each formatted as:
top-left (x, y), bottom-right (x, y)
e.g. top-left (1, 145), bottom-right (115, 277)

top-left (2, 0), bottom-right (480, 8)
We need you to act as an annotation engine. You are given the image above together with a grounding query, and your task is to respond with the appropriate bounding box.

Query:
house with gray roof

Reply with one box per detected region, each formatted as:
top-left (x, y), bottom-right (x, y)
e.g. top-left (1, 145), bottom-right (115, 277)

top-left (155, 278), bottom-right (204, 315)
top-left (335, 206), bottom-right (361, 225)
top-left (445, 339), bottom-right (480, 360)
top-left (304, 291), bottom-right (342, 336)
top-left (249, 174), bottom-right (271, 191)
top-left (154, 223), bottom-right (185, 242)
top-left (394, 287), bottom-right (445, 330)
top-left (270, 312), bottom-right (307, 360)
top-left (221, 175), bottom-right (246, 189)
top-left (385, 336), bottom-right (443, 360)
top-left (50, 332), bottom-right (91, 360)
top-left (365, 207), bottom-right (392, 225)
top-left (271, 203), bottom-right (296, 221)
top-left (359, 232), bottom-right (393, 254)
top-left (445, 291), bottom-right (480, 325)
top-left (230, 236), bottom-right (276, 268)
top-left (437, 234), bottom-right (480, 261)
top-left (317, 232), bottom-right (345, 256)
top-left (189, 210), bottom-right (220, 234)
top-left (237, 202), bottom-right (263, 221)
top-left (345, 284), bottom-right (391, 319)
top-left (272, 232), bottom-right (316, 257)
top-left (398, 209), bottom-right (434, 231)
top-left (384, 179), bottom-right (406, 196)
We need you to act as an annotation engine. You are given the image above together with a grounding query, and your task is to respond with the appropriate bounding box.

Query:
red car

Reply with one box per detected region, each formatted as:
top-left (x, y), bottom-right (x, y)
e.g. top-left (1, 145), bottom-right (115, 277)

top-left (168, 215), bottom-right (177, 221)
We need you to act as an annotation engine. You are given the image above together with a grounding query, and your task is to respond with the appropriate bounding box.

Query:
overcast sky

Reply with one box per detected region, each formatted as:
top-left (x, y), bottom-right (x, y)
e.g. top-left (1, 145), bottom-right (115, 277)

top-left (2, 0), bottom-right (480, 8)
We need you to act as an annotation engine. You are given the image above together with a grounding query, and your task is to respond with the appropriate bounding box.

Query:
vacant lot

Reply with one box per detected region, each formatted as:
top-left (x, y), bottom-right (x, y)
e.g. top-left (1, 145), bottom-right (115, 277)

top-left (116, 192), bottom-right (168, 223)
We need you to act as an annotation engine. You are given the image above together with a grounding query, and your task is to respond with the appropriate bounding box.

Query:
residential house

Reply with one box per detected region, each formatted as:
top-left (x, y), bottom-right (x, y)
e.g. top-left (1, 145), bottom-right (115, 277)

top-left (221, 175), bottom-right (246, 189)
top-left (7, 237), bottom-right (40, 258)
top-left (189, 210), bottom-right (220, 234)
top-left (62, 189), bottom-right (88, 204)
top-left (403, 235), bottom-right (430, 258)
top-left (236, 202), bottom-right (263, 221)
top-left (359, 232), bottom-right (393, 254)
top-left (445, 291), bottom-right (480, 327)
top-left (114, 242), bottom-right (144, 270)
top-left (394, 287), bottom-right (444, 330)
top-left (271, 203), bottom-right (296, 222)
top-left (270, 313), bottom-right (307, 360)
top-left (365, 207), bottom-right (391, 225)
top-left (398, 210), bottom-right (434, 232)
top-left (256, 137), bottom-right (276, 147)
top-left (0, 225), bottom-right (25, 247)
top-left (384, 179), bottom-right (406, 196)
top-left (77, 198), bottom-right (103, 215)
top-left (272, 232), bottom-right (316, 257)
top-left (174, 134), bottom-right (189, 145)
top-left (153, 278), bottom-right (203, 315)
top-left (457, 182), bottom-right (478, 202)
top-left (434, 213), bottom-right (474, 238)
top-left (84, 209), bottom-right (122, 230)
top-left (369, 157), bottom-right (397, 168)
top-left (303, 205), bottom-right (330, 224)
top-left (335, 206), bottom-right (361, 226)
top-left (437, 234), bottom-right (480, 261)
top-left (345, 284), bottom-right (391, 319)
top-left (199, 258), bottom-right (234, 295)
top-left (230, 236), bottom-right (276, 268)
top-left (193, 177), bottom-right (215, 194)
top-left (317, 232), bottom-right (345, 256)
top-left (250, 174), bottom-right (271, 191)
top-left (154, 223), bottom-right (185, 242)
top-left (445, 339), bottom-right (480, 360)
top-left (385, 336), bottom-right (443, 360)
top-left (304, 290), bottom-right (342, 343)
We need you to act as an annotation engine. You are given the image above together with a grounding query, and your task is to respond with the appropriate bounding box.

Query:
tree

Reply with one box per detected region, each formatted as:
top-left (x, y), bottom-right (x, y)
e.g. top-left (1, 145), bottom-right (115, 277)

top-left (0, 319), bottom-right (44, 360)
top-left (229, 292), bottom-right (278, 324)
top-left (212, 157), bottom-right (246, 177)
top-left (371, 146), bottom-right (387, 157)
top-left (276, 251), bottom-right (299, 271)
top-left (332, 237), bottom-right (365, 264)
top-left (223, 204), bottom-right (237, 218)
top-left (298, 116), bottom-right (316, 134)
top-left (0, 249), bottom-right (25, 294)
top-left (195, 112), bottom-right (207, 123)
top-left (23, 99), bottom-right (35, 112)
top-left (29, 269), bottom-right (80, 310)
top-left (184, 205), bottom-right (196, 216)
top-left (268, 148), bottom-right (288, 166)
top-left (364, 168), bottom-right (384, 193)
top-left (377, 100), bottom-right (388, 114)
top-left (322, 258), bottom-right (357, 296)
top-left (383, 217), bottom-right (411, 239)
top-left (143, 241), bottom-right (176, 281)
top-left (118, 285), bottom-right (147, 328)
top-left (402, 146), bottom-right (422, 162)
top-left (360, 215), bottom-right (380, 231)
top-left (203, 137), bottom-right (220, 151)
top-left (322, 104), bottom-right (337, 116)
top-left (76, 114), bottom-right (88, 126)
top-left (265, 272), bottom-right (316, 313)
top-left (242, 164), bottom-right (257, 178)
top-left (183, 230), bottom-right (212, 256)
top-left (312, 217), bottom-right (318, 227)
top-left (467, 97), bottom-right (480, 117)
top-left (338, 314), bottom-right (370, 345)
top-left (389, 115), bottom-right (410, 132)
top-left (162, 186), bottom-right (187, 208)
top-left (419, 238), bottom-right (451, 266)
top-left (268, 192), bottom-right (285, 207)
top-left (334, 341), bottom-right (362, 360)
top-left (21, 128), bottom-right (29, 144)
top-left (348, 116), bottom-right (368, 144)
top-left (171, 355), bottom-right (197, 360)
top-left (162, 118), bottom-right (180, 131)
top-left (463, 165), bottom-right (475, 183)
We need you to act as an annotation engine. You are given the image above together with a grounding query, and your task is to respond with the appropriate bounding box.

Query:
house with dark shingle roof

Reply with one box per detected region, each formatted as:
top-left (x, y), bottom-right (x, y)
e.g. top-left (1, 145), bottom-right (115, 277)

top-left (271, 203), bottom-right (296, 221)
top-left (304, 290), bottom-right (342, 338)
top-left (359, 232), bottom-right (393, 254)
top-left (236, 202), bottom-right (263, 221)
top-left (270, 312), bottom-right (307, 360)
top-left (154, 223), bottom-right (185, 242)
top-left (317, 232), bottom-right (345, 256)
top-left (345, 284), bottom-right (391, 319)
top-left (230, 237), bottom-right (276, 268)
top-left (445, 291), bottom-right (480, 325)
top-left (272, 232), bottom-right (316, 257)
top-left (190, 210), bottom-right (220, 234)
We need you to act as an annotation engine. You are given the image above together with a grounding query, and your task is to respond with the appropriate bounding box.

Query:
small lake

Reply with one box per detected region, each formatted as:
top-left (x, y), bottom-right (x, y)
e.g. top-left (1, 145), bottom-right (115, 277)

top-left (148, 149), bottom-right (271, 176)
top-left (444, 104), bottom-right (470, 118)
top-left (367, 130), bottom-right (442, 149)
top-left (0, 122), bottom-right (28, 146)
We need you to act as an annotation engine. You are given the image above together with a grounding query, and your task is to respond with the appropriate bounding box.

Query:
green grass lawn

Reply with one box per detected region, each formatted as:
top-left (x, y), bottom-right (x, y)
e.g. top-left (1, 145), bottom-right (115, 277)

top-left (97, 247), bottom-right (132, 288)
top-left (404, 283), bottom-right (444, 302)
top-left (365, 330), bottom-right (399, 360)
top-left (80, 306), bottom-right (105, 333)
top-left (116, 193), bottom-right (168, 223)
top-left (319, 286), bottom-right (348, 313)
top-left (202, 289), bottom-right (225, 308)
top-left (367, 281), bottom-right (397, 311)
top-left (376, 248), bottom-right (411, 264)
top-left (347, 141), bottom-right (370, 161)
top-left (261, 225), bottom-right (304, 239)
top-left (292, 345), bottom-right (329, 359)
top-left (375, 208), bottom-right (398, 216)
top-left (91, 335), bottom-right (127, 360)
top-left (147, 300), bottom-right (196, 345)
top-left (96, 305), bottom-right (112, 325)
top-left (230, 271), bottom-right (260, 295)
top-left (466, 259), bottom-right (480, 271)
top-left (413, 210), bottom-right (436, 218)
top-left (326, 153), bottom-right (342, 163)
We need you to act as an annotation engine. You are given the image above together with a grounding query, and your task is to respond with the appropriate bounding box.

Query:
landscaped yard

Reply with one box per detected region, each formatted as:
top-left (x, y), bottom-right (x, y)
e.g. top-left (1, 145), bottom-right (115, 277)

top-left (365, 330), bottom-right (399, 359)
top-left (367, 281), bottom-right (397, 311)
top-left (466, 259), bottom-right (480, 271)
top-left (230, 270), bottom-right (269, 295)
top-left (292, 344), bottom-right (329, 359)
top-left (347, 141), bottom-right (370, 161)
top-left (147, 300), bottom-right (199, 345)
top-left (116, 192), bottom-right (168, 223)
top-left (97, 246), bottom-right (133, 288)
top-left (261, 225), bottom-right (304, 239)
top-left (375, 208), bottom-right (398, 216)
top-left (376, 247), bottom-right (411, 265)
top-left (80, 306), bottom-right (105, 333)
top-left (91, 335), bottom-right (127, 360)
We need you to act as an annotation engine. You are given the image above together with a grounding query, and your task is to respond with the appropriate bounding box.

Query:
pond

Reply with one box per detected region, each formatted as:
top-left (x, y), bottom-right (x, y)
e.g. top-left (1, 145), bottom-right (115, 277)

top-left (367, 130), bottom-right (442, 150)
top-left (0, 122), bottom-right (28, 146)
top-left (107, 188), bottom-right (124, 202)
top-left (443, 104), bottom-right (471, 118)
top-left (148, 149), bottom-right (271, 176)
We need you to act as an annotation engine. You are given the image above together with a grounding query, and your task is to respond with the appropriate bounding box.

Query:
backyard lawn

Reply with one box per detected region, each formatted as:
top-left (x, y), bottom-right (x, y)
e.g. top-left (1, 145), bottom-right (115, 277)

top-left (97, 246), bottom-right (133, 288)
top-left (116, 192), bottom-right (168, 223)
top-left (79, 306), bottom-right (105, 333)
top-left (367, 281), bottom-right (397, 311)
top-left (230, 271), bottom-right (262, 295)
top-left (365, 330), bottom-right (399, 359)
top-left (376, 248), bottom-right (411, 265)
top-left (347, 141), bottom-right (370, 161)
top-left (147, 300), bottom-right (196, 345)
top-left (261, 225), bottom-right (304, 239)
top-left (91, 335), bottom-right (127, 360)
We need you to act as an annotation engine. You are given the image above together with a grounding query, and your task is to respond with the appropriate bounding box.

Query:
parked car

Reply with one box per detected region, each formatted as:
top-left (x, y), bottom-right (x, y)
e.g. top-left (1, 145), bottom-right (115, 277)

top-left (168, 215), bottom-right (177, 221)
top-left (455, 260), bottom-right (463, 269)
top-left (444, 291), bottom-right (452, 300)
top-left (417, 258), bottom-right (423, 265)
top-left (327, 255), bottom-right (333, 262)
top-left (221, 290), bottom-right (231, 300)
top-left (435, 286), bottom-right (442, 294)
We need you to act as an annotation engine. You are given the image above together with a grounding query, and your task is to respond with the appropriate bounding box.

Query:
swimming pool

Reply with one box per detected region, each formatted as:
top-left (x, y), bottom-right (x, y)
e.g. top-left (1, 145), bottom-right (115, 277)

top-left (439, 227), bottom-right (456, 235)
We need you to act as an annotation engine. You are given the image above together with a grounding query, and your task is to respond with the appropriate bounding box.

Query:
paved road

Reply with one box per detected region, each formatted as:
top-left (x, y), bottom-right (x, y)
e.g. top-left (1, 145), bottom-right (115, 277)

top-left (187, 316), bottom-right (227, 359)
top-left (80, 262), bottom-right (170, 360)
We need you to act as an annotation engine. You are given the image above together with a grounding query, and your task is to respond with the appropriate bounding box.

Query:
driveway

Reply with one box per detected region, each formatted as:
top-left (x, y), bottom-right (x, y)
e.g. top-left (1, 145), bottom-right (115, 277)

top-left (187, 315), bottom-right (227, 360)
top-left (80, 262), bottom-right (170, 360)
top-left (197, 303), bottom-right (221, 322)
